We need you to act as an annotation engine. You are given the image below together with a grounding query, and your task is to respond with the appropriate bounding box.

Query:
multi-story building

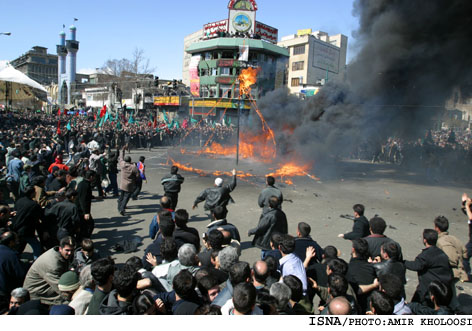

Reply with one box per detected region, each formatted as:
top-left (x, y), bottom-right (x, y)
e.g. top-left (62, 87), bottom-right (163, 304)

top-left (10, 46), bottom-right (58, 85)
top-left (182, 0), bottom-right (288, 121)
top-left (278, 29), bottom-right (348, 96)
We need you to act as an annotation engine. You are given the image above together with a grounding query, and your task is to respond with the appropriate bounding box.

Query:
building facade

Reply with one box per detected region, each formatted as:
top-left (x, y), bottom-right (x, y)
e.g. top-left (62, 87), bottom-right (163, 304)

top-left (278, 29), bottom-right (348, 96)
top-left (10, 46), bottom-right (58, 85)
top-left (182, 0), bottom-right (288, 121)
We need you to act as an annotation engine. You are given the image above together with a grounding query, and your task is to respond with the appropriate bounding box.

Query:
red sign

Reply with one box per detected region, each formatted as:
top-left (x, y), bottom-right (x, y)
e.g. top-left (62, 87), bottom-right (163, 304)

top-left (215, 77), bottom-right (235, 84)
top-left (255, 21), bottom-right (278, 43)
top-left (217, 59), bottom-right (235, 67)
top-left (203, 19), bottom-right (228, 38)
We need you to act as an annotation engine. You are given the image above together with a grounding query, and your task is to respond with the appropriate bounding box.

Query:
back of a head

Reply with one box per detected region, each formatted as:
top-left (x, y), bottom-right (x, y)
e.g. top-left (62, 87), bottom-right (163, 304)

top-left (323, 245), bottom-right (338, 260)
top-left (423, 228), bottom-right (438, 246)
top-left (65, 188), bottom-right (78, 200)
top-left (297, 222), bottom-right (311, 237)
top-left (91, 257), bottom-right (115, 287)
top-left (429, 280), bottom-right (452, 307)
top-left (270, 232), bottom-right (283, 248)
top-left (379, 274), bottom-right (403, 301)
top-left (212, 205), bottom-right (227, 220)
top-left (0, 229), bottom-right (17, 247)
top-left (328, 273), bottom-right (348, 298)
top-left (160, 237), bottom-right (178, 262)
top-left (84, 170), bottom-right (96, 181)
top-left (81, 238), bottom-right (94, 253)
top-left (159, 216), bottom-right (175, 238)
top-left (370, 290), bottom-right (394, 315)
top-left (353, 204), bottom-right (365, 216)
top-left (327, 258), bottom-right (348, 275)
top-left (10, 287), bottom-right (30, 302)
top-left (174, 209), bottom-right (189, 228)
top-left (139, 156), bottom-right (145, 162)
top-left (266, 176), bottom-right (275, 186)
top-left (369, 217), bottom-right (387, 235)
top-left (112, 265), bottom-right (139, 299)
top-left (218, 246), bottom-right (239, 273)
top-left (178, 244), bottom-right (198, 267)
top-left (328, 296), bottom-right (351, 315)
top-left (252, 261), bottom-right (269, 284)
top-left (269, 282), bottom-right (291, 311)
top-left (124, 156), bottom-right (132, 163)
top-left (24, 186), bottom-right (36, 199)
top-left (194, 304), bottom-right (222, 315)
top-left (382, 241), bottom-right (400, 261)
top-left (125, 256), bottom-right (144, 273)
top-left (268, 196), bottom-right (279, 209)
top-left (352, 238), bottom-right (369, 260)
top-left (79, 265), bottom-right (94, 289)
top-left (233, 283), bottom-right (257, 314)
top-left (208, 229), bottom-right (224, 250)
top-left (132, 290), bottom-right (157, 315)
top-left (173, 269), bottom-right (196, 300)
top-left (279, 234), bottom-right (296, 255)
top-left (283, 275), bottom-right (303, 302)
top-left (229, 261), bottom-right (251, 286)
top-left (171, 165), bottom-right (178, 175)
top-left (263, 255), bottom-right (279, 277)
top-left (434, 216), bottom-right (449, 233)
top-left (160, 197), bottom-right (172, 210)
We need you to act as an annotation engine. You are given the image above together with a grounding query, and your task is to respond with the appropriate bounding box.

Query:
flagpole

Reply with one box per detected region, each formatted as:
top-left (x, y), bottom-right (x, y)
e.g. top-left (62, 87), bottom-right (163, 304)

top-left (236, 97), bottom-right (241, 165)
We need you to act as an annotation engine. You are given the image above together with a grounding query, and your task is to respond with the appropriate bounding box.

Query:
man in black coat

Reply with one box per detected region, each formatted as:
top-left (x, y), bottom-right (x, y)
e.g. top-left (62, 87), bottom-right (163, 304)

top-left (258, 176), bottom-right (283, 214)
top-left (45, 188), bottom-right (80, 241)
top-left (193, 169), bottom-right (236, 213)
top-left (294, 222), bottom-right (323, 265)
top-left (0, 229), bottom-right (26, 306)
top-left (404, 229), bottom-right (453, 306)
top-left (248, 196), bottom-right (287, 259)
top-left (206, 206), bottom-right (241, 242)
top-left (10, 186), bottom-right (43, 259)
top-left (142, 213), bottom-right (174, 270)
top-left (75, 170), bottom-right (95, 240)
top-left (363, 216), bottom-right (403, 260)
top-left (161, 165), bottom-right (184, 210)
top-left (173, 209), bottom-right (200, 252)
top-left (338, 204), bottom-right (370, 240)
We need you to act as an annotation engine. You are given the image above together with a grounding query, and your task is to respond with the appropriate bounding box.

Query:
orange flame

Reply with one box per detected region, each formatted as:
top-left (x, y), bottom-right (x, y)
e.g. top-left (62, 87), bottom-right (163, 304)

top-left (239, 67), bottom-right (260, 97)
top-left (267, 162), bottom-right (320, 185)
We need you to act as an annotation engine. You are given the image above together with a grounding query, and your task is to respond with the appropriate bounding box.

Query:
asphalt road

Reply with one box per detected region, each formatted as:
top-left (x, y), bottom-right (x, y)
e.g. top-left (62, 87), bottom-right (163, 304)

top-left (86, 146), bottom-right (472, 305)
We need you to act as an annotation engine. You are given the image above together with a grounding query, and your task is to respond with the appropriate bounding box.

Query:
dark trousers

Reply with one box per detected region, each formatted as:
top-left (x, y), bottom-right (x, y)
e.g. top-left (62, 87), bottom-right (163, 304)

top-left (92, 176), bottom-right (104, 197)
top-left (164, 192), bottom-right (179, 210)
top-left (132, 179), bottom-right (143, 199)
top-left (118, 190), bottom-right (132, 213)
top-left (106, 173), bottom-right (119, 195)
top-left (6, 181), bottom-right (19, 201)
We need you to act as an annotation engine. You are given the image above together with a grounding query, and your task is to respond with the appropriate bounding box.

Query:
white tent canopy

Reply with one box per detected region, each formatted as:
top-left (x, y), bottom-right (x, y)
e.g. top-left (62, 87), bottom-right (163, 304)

top-left (0, 62), bottom-right (47, 102)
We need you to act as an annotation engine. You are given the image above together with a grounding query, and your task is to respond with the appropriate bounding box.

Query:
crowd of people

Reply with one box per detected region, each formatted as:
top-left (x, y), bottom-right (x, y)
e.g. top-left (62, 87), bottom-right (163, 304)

top-left (0, 110), bottom-right (472, 316)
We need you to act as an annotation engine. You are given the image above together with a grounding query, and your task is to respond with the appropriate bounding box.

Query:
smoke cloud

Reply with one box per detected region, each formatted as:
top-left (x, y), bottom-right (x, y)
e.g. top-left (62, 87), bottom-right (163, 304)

top-left (254, 0), bottom-right (472, 164)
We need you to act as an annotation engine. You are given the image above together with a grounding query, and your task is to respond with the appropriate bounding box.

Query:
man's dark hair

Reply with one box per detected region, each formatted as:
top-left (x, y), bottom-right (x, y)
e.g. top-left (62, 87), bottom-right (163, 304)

top-left (268, 196), bottom-right (279, 209)
top-left (263, 255), bottom-right (280, 278)
top-left (174, 209), bottom-right (189, 228)
top-left (91, 257), bottom-right (115, 286)
top-left (124, 156), bottom-right (132, 163)
top-left (278, 234), bottom-right (296, 255)
top-left (379, 274), bottom-right (403, 301)
top-left (113, 265), bottom-right (139, 299)
top-left (0, 228), bottom-right (16, 246)
top-left (212, 205), bottom-right (227, 220)
top-left (207, 229), bottom-right (224, 250)
top-left (132, 289), bottom-right (157, 315)
top-left (353, 204), bottom-right (365, 216)
top-left (65, 188), bottom-right (77, 200)
top-left (173, 269), bottom-right (196, 300)
top-left (266, 176), bottom-right (275, 186)
top-left (139, 156), bottom-right (145, 162)
top-left (370, 290), bottom-right (394, 315)
top-left (283, 275), bottom-right (303, 302)
top-left (159, 217), bottom-right (175, 238)
top-left (233, 283), bottom-right (256, 314)
top-left (229, 261), bottom-right (251, 286)
top-left (434, 216), bottom-right (449, 233)
top-left (160, 196), bottom-right (172, 210)
top-left (423, 229), bottom-right (438, 246)
top-left (81, 238), bottom-right (94, 252)
top-left (24, 186), bottom-right (36, 198)
top-left (270, 232), bottom-right (283, 248)
top-left (382, 241), bottom-right (400, 261)
top-left (160, 237), bottom-right (178, 261)
top-left (323, 245), bottom-right (338, 260)
top-left (59, 236), bottom-right (75, 248)
top-left (327, 258), bottom-right (348, 275)
top-left (125, 256), bottom-right (144, 273)
top-left (197, 275), bottom-right (219, 303)
top-left (352, 238), bottom-right (369, 260)
top-left (369, 217), bottom-right (386, 235)
top-left (429, 280), bottom-right (452, 307)
top-left (194, 304), bottom-right (222, 315)
top-left (328, 273), bottom-right (348, 298)
top-left (297, 222), bottom-right (311, 237)
top-left (84, 170), bottom-right (96, 180)
top-left (57, 169), bottom-right (68, 177)
top-left (170, 166), bottom-right (178, 174)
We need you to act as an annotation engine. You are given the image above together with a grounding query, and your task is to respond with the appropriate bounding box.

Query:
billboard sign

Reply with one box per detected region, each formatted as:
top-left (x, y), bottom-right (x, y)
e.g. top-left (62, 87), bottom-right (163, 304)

top-left (255, 21), bottom-right (278, 43)
top-left (154, 96), bottom-right (180, 106)
top-left (312, 40), bottom-right (340, 74)
top-left (203, 19), bottom-right (228, 38)
top-left (189, 55), bottom-right (201, 97)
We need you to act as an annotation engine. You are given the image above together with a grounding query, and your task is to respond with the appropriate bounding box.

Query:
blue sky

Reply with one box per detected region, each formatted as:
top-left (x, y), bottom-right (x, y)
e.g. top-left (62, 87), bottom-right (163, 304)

top-left (0, 0), bottom-right (358, 80)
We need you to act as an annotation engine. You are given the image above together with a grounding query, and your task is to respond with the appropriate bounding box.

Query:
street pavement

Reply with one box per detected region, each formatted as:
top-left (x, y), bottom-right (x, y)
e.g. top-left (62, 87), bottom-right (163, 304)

top-left (86, 146), bottom-right (472, 305)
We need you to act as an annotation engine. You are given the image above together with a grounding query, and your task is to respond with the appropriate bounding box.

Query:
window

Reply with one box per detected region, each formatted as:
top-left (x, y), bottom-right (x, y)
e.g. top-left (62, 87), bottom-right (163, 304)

top-left (211, 68), bottom-right (218, 76)
top-left (219, 84), bottom-right (232, 98)
top-left (293, 45), bottom-right (305, 55)
top-left (292, 61), bottom-right (304, 71)
top-left (220, 67), bottom-right (231, 76)
top-left (201, 86), bottom-right (209, 98)
top-left (222, 51), bottom-right (234, 59)
top-left (291, 77), bottom-right (301, 87)
top-left (209, 86), bottom-right (217, 97)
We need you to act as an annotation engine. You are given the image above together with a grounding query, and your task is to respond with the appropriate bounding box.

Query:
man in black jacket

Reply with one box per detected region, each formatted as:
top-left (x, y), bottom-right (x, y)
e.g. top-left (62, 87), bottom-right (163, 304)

top-left (10, 186), bottom-right (43, 259)
top-left (294, 222), bottom-right (323, 265)
top-left (173, 209), bottom-right (200, 252)
top-left (193, 169), bottom-right (236, 213)
top-left (338, 204), bottom-right (370, 240)
top-left (248, 196), bottom-right (287, 259)
top-left (258, 176), bottom-right (283, 214)
top-left (363, 216), bottom-right (403, 260)
top-left (75, 170), bottom-right (95, 240)
top-left (405, 229), bottom-right (453, 306)
top-left (161, 166), bottom-right (184, 210)
top-left (0, 229), bottom-right (26, 307)
top-left (45, 188), bottom-right (80, 241)
top-left (206, 206), bottom-right (241, 242)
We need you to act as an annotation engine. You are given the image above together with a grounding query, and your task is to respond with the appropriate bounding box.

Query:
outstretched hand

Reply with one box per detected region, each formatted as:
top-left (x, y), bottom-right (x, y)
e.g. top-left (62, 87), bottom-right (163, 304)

top-left (232, 169), bottom-right (236, 176)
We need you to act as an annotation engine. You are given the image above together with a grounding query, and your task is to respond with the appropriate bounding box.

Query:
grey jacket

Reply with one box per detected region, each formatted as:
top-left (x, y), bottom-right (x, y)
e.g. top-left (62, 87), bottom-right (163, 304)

top-left (258, 185), bottom-right (283, 214)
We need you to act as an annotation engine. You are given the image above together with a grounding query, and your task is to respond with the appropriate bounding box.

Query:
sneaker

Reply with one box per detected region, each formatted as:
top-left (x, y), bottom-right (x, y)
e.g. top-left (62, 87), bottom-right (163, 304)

top-left (119, 210), bottom-right (126, 216)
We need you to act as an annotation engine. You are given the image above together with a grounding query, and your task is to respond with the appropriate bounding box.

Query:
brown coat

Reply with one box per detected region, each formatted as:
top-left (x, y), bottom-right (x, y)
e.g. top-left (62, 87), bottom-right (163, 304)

top-left (437, 232), bottom-right (468, 281)
top-left (119, 154), bottom-right (140, 192)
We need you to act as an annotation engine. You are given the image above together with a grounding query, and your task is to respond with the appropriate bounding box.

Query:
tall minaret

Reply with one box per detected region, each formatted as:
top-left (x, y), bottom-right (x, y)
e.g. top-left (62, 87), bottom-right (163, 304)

top-left (56, 30), bottom-right (67, 105)
top-left (65, 25), bottom-right (79, 104)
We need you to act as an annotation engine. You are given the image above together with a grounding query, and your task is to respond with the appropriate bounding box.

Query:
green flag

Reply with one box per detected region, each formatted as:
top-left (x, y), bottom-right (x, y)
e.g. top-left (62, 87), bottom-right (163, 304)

top-left (99, 115), bottom-right (106, 127)
top-left (116, 121), bottom-right (122, 130)
top-left (174, 121), bottom-right (180, 129)
top-left (190, 118), bottom-right (198, 124)
top-left (129, 113), bottom-right (135, 124)
top-left (66, 120), bottom-right (71, 131)
top-left (163, 111), bottom-right (169, 124)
